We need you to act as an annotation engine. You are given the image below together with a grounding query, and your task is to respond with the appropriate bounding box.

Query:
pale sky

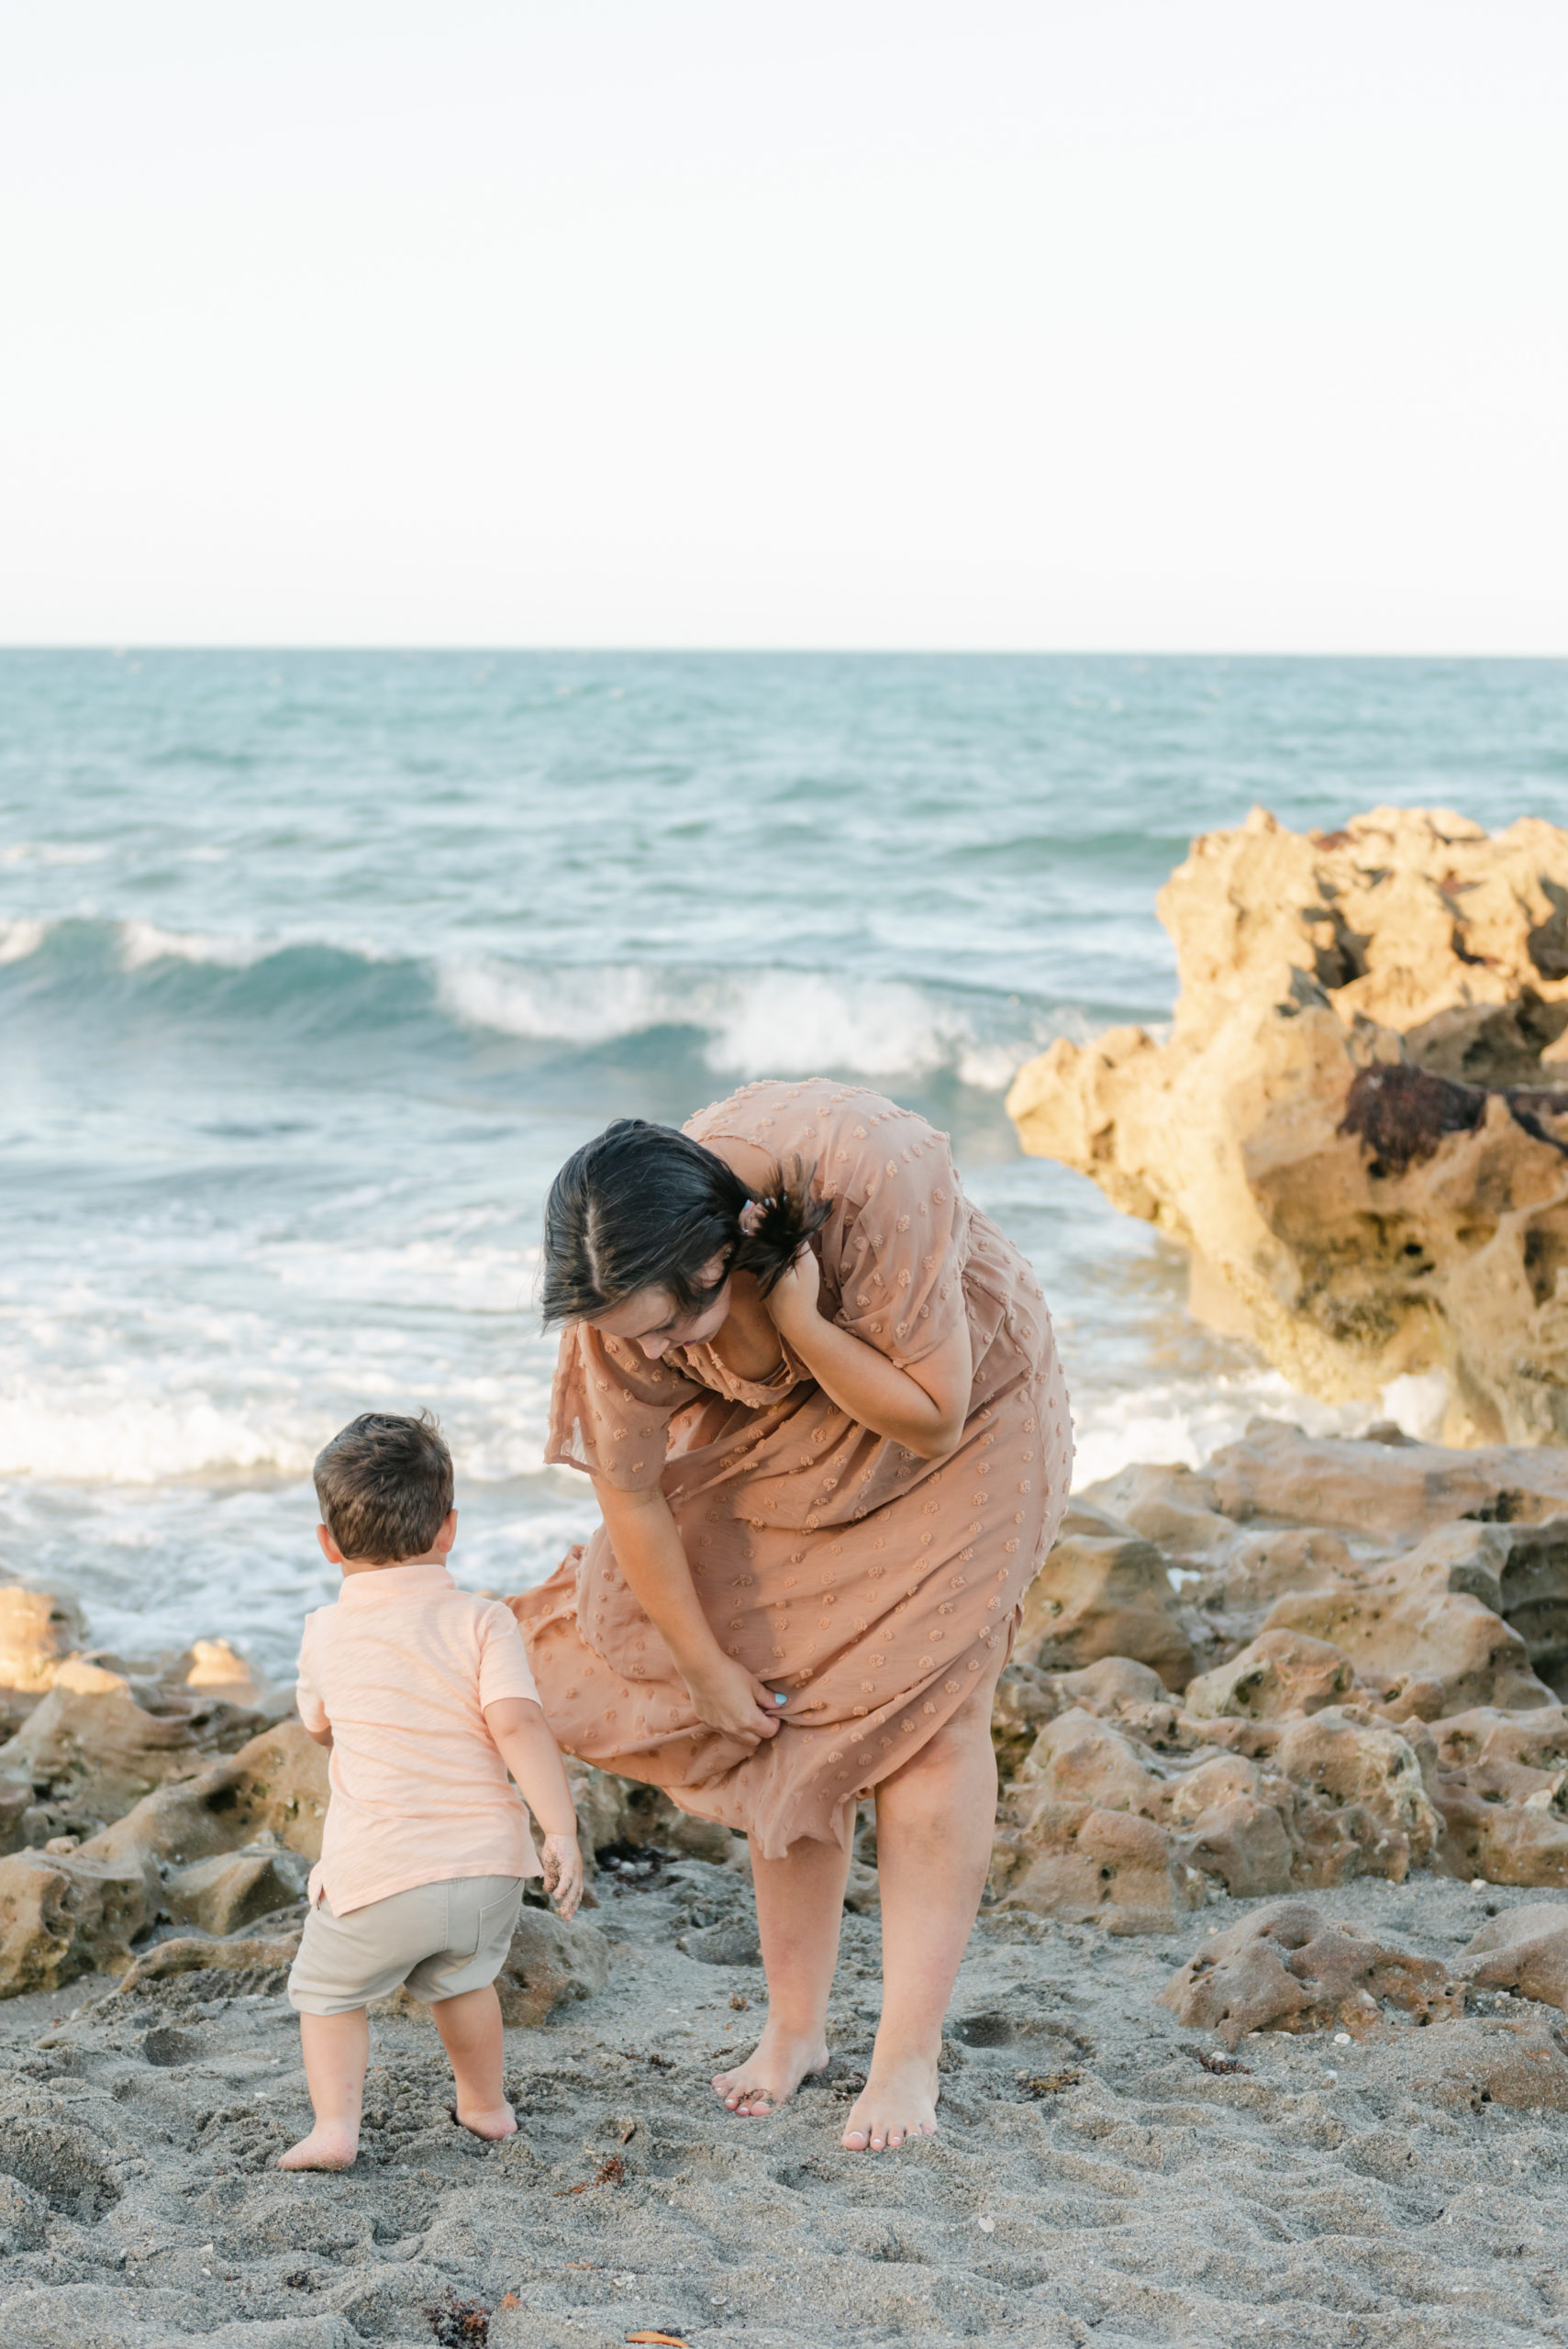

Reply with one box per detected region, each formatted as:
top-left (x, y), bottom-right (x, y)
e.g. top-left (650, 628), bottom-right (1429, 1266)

top-left (3, 2), bottom-right (1564, 652)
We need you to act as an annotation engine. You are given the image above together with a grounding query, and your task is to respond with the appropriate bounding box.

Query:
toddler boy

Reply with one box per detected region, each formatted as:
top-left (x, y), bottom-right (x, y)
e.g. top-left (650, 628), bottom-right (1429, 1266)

top-left (279, 1409), bottom-right (582, 2172)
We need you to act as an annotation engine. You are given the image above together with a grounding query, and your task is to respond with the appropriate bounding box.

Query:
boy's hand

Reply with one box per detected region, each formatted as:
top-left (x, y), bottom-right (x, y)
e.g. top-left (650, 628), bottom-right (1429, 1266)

top-left (540, 1831), bottom-right (584, 1921)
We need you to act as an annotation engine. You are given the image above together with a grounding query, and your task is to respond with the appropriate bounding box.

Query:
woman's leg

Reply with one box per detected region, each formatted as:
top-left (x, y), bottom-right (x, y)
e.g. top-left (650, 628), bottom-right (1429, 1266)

top-left (841, 1648), bottom-right (1006, 2152)
top-left (712, 1830), bottom-right (853, 2114)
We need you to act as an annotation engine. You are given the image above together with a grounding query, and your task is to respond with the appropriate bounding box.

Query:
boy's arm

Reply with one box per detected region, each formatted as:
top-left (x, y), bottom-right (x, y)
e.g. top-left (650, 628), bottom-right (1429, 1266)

top-left (295, 1641), bottom-right (333, 1749)
top-left (483, 1697), bottom-right (583, 1920)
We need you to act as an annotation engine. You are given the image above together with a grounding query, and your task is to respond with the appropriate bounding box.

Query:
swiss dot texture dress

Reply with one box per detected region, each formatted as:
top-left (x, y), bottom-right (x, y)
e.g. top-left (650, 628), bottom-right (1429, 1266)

top-left (511, 1079), bottom-right (1073, 1858)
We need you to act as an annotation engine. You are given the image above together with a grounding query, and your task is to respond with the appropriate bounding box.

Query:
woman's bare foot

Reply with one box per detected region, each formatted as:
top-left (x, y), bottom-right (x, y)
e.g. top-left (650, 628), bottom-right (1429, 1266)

top-left (456, 2099), bottom-right (517, 2143)
top-left (712, 2020), bottom-right (828, 2116)
top-left (278, 2126), bottom-right (359, 2171)
top-left (840, 2050), bottom-right (940, 2152)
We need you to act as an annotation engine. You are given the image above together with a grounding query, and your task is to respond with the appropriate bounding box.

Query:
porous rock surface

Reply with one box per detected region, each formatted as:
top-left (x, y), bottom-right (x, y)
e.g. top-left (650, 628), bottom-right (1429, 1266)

top-left (1006, 805), bottom-right (1568, 1443)
top-left (1159, 1898), bottom-right (1462, 2045)
top-left (990, 1419), bottom-right (1568, 1931)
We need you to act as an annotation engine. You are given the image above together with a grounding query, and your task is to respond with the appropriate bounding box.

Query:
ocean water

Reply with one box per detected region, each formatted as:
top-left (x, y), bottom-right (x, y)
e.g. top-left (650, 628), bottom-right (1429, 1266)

top-left (3, 651), bottom-right (1564, 1676)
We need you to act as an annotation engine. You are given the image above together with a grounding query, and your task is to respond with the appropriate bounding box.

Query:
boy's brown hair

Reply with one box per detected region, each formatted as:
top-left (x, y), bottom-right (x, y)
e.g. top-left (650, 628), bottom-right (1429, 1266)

top-left (313, 1410), bottom-right (453, 1563)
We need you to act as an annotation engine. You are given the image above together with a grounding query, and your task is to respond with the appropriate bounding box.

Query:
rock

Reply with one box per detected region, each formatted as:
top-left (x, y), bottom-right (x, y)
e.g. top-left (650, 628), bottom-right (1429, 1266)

top-left (0, 1850), bottom-right (152, 1994)
top-left (992, 1799), bottom-right (1206, 1932)
top-left (0, 1586), bottom-right (87, 1697)
top-left (77, 1720), bottom-right (330, 1889)
top-left (1018, 1520), bottom-right (1195, 1690)
top-left (1396, 1519), bottom-right (1568, 1692)
top-left (116, 1929), bottom-right (303, 1993)
top-left (161, 1848), bottom-right (308, 1935)
top-left (1177, 1793), bottom-right (1296, 1898)
top-left (990, 1661), bottom-right (1062, 1776)
top-left (1184, 1630), bottom-right (1361, 1720)
top-left (0, 1667), bottom-right (272, 1830)
top-left (1006, 806), bottom-right (1568, 1443)
top-left (1272, 1709), bottom-right (1440, 1884)
top-left (1379, 2014), bottom-right (1568, 2114)
top-left (494, 1909), bottom-right (610, 2027)
top-left (162, 1638), bottom-right (291, 1716)
top-left (1262, 1579), bottom-right (1548, 1717)
top-left (1425, 1705), bottom-right (1568, 1884)
top-left (1457, 1901), bottom-right (1568, 2010)
top-left (1200, 1420), bottom-right (1568, 1539)
top-left (1159, 1898), bottom-right (1462, 2046)
top-left (0, 1786), bottom-right (31, 1860)
top-left (564, 1757), bottom-right (736, 1869)
top-left (1015, 1707), bottom-right (1166, 1816)
top-left (678, 1918), bottom-right (762, 1966)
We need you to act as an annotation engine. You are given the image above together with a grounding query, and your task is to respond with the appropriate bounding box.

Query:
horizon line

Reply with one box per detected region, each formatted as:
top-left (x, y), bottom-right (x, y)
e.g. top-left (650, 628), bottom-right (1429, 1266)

top-left (2, 643), bottom-right (1566, 662)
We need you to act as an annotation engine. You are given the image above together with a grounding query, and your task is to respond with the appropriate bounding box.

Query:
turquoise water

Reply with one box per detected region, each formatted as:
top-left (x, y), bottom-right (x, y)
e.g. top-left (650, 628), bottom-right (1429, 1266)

top-left (2, 651), bottom-right (1564, 1671)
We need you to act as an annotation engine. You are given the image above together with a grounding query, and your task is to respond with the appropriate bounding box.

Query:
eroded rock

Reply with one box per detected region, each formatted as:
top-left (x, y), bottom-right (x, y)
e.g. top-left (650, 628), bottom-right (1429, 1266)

top-left (1159, 1898), bottom-right (1462, 2046)
top-left (494, 1909), bottom-right (610, 2026)
top-left (1007, 807), bottom-right (1568, 1444)
top-left (1379, 2013), bottom-right (1568, 2114)
top-left (991, 1801), bottom-right (1207, 1934)
top-left (1018, 1509), bottom-right (1195, 1689)
top-left (161, 1848), bottom-right (308, 1936)
top-left (1457, 1901), bottom-right (1568, 2010)
top-left (0, 1850), bottom-right (151, 1994)
top-left (0, 1667), bottom-right (272, 1830)
top-left (1184, 1630), bottom-right (1360, 1721)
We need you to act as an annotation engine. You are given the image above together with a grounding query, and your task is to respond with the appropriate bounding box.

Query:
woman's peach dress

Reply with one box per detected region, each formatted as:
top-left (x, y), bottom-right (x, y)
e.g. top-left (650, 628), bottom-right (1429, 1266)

top-left (511, 1078), bottom-right (1073, 1858)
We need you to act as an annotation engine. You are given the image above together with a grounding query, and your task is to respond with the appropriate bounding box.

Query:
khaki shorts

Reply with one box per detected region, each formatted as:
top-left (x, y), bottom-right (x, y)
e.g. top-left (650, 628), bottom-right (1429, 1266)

top-left (287, 1874), bottom-right (524, 2016)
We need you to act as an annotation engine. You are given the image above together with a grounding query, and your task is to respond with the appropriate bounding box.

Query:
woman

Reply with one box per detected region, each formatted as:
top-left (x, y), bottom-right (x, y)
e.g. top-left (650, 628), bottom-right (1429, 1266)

top-left (512, 1077), bottom-right (1072, 2154)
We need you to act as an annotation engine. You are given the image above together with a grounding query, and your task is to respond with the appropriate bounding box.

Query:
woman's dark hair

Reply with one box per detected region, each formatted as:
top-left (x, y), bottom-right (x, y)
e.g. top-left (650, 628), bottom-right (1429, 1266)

top-left (540, 1119), bottom-right (828, 1327)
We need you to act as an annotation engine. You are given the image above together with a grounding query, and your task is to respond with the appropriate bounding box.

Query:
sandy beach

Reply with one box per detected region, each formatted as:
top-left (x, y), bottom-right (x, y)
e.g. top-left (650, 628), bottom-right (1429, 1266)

top-left (2, 1853), bottom-right (1565, 2349)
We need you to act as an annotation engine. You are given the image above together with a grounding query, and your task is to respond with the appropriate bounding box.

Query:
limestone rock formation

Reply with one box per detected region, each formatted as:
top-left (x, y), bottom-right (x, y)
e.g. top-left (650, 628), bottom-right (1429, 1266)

top-left (0, 1666), bottom-right (273, 1833)
top-left (1456, 1901), bottom-right (1568, 2010)
top-left (977, 1420), bottom-right (1568, 1921)
top-left (1006, 806), bottom-right (1568, 1443)
top-left (0, 1850), bottom-right (152, 1995)
top-left (495, 1909), bottom-right (611, 2027)
top-left (1160, 1899), bottom-right (1462, 2045)
top-left (1381, 2013), bottom-right (1568, 2114)
top-left (0, 1587), bottom-right (87, 1701)
top-left (1017, 1501), bottom-right (1195, 1688)
top-left (1184, 1630), bottom-right (1359, 1720)
top-left (1084, 1421), bottom-right (1566, 1708)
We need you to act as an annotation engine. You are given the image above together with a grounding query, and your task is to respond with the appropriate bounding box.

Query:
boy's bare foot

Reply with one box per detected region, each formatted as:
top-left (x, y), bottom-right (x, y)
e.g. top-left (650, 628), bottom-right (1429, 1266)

top-left (456, 2100), bottom-right (517, 2142)
top-left (712, 2021), bottom-right (828, 2116)
top-left (840, 2050), bottom-right (940, 2153)
top-left (278, 2126), bottom-right (359, 2171)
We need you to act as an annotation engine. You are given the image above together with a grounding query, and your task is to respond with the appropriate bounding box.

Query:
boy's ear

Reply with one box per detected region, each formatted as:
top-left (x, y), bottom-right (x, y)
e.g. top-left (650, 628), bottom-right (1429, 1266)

top-left (433, 1508), bottom-right (458, 1553)
top-left (317, 1522), bottom-right (346, 1567)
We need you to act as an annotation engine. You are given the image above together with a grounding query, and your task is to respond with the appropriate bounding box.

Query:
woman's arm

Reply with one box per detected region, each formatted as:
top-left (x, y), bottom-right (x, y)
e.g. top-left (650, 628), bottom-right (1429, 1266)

top-left (765, 1246), bottom-right (971, 1458)
top-left (593, 1479), bottom-right (783, 1747)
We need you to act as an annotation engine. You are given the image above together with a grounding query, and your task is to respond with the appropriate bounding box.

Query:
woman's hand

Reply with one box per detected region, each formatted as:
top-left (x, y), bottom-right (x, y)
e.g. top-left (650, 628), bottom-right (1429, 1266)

top-left (682, 1653), bottom-right (784, 1748)
top-left (762, 1241), bottom-right (822, 1345)
top-left (540, 1831), bottom-right (584, 1920)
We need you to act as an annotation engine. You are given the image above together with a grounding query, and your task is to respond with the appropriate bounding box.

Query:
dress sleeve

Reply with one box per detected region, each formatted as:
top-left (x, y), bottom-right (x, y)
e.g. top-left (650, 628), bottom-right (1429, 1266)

top-left (828, 1108), bottom-right (971, 1369)
top-left (476, 1603), bottom-right (541, 1708)
top-left (543, 1322), bottom-right (701, 1492)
